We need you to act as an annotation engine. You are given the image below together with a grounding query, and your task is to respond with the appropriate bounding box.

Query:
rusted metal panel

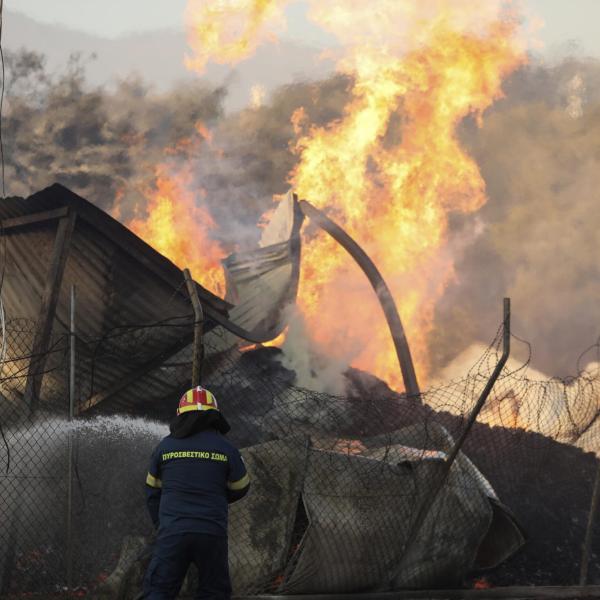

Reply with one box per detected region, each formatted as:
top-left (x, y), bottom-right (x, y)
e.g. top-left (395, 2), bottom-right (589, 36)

top-left (0, 185), bottom-right (223, 413)
top-left (0, 184), bottom-right (305, 415)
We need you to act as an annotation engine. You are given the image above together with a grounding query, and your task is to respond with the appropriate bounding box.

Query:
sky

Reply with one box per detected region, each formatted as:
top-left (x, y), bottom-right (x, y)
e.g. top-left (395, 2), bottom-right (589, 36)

top-left (4, 0), bottom-right (334, 45)
top-left (7, 0), bottom-right (600, 57)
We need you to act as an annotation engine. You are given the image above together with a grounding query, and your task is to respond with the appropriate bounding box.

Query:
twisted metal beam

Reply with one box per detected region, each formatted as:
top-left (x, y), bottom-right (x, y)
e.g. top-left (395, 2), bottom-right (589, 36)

top-left (298, 199), bottom-right (421, 400)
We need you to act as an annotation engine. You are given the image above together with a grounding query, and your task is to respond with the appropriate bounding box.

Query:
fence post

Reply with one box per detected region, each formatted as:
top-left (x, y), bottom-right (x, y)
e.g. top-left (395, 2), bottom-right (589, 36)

top-left (580, 459), bottom-right (600, 584)
top-left (183, 269), bottom-right (204, 387)
top-left (390, 298), bottom-right (511, 588)
top-left (66, 285), bottom-right (76, 588)
top-left (442, 297), bottom-right (511, 467)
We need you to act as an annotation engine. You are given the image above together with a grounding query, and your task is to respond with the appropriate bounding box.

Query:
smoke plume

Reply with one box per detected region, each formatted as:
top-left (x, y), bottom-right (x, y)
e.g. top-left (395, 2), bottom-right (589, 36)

top-left (3, 48), bottom-right (599, 381)
top-left (431, 57), bottom-right (600, 377)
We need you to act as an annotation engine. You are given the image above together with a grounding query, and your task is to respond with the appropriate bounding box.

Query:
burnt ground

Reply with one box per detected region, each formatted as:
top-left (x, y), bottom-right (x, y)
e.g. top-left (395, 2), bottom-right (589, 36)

top-left (347, 368), bottom-right (600, 586)
top-left (235, 348), bottom-right (600, 587)
top-left (459, 421), bottom-right (600, 586)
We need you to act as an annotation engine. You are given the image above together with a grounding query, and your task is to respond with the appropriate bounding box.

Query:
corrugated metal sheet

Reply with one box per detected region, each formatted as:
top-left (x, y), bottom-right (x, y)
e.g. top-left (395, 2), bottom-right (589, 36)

top-left (0, 184), bottom-right (302, 416)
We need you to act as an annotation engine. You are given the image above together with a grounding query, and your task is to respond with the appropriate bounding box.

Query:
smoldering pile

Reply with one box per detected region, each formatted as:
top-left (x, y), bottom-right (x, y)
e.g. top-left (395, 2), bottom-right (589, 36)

top-left (209, 345), bottom-right (600, 587)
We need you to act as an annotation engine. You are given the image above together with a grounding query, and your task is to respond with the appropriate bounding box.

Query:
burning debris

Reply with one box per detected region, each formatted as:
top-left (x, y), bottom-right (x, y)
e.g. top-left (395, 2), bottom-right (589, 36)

top-left (124, 0), bottom-right (527, 391)
top-left (4, 48), bottom-right (600, 382)
top-left (1, 0), bottom-right (600, 596)
top-left (428, 342), bottom-right (600, 457)
top-left (0, 181), bottom-right (511, 594)
top-left (0, 181), bottom-right (599, 596)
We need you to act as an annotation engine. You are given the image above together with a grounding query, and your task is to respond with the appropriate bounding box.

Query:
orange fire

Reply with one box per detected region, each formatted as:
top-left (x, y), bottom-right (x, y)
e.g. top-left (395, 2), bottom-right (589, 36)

top-left (132, 1), bottom-right (528, 391)
top-left (177, 0), bottom-right (526, 389)
top-left (262, 328), bottom-right (288, 348)
top-left (472, 576), bottom-right (492, 589)
top-left (184, 0), bottom-right (287, 74)
top-left (288, 6), bottom-right (527, 388)
top-left (128, 166), bottom-right (226, 296)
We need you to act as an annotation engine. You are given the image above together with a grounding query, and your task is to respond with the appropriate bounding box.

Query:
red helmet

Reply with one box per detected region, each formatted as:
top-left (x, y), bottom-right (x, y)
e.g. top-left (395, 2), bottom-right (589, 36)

top-left (177, 386), bottom-right (219, 416)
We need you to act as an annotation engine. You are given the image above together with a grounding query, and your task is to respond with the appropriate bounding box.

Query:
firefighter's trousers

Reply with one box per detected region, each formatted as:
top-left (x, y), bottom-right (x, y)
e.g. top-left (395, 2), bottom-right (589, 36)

top-left (143, 532), bottom-right (231, 599)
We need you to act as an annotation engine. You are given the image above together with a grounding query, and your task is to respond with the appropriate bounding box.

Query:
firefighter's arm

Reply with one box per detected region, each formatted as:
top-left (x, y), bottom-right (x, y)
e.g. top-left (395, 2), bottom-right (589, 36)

top-left (227, 449), bottom-right (250, 504)
top-left (145, 446), bottom-right (162, 528)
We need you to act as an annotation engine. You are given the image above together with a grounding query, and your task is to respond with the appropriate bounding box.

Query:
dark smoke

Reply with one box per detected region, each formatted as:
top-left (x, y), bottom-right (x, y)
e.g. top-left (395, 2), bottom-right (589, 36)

top-left (3, 50), bottom-right (225, 213)
top-left (3, 48), bottom-right (599, 377)
top-left (431, 58), bottom-right (600, 377)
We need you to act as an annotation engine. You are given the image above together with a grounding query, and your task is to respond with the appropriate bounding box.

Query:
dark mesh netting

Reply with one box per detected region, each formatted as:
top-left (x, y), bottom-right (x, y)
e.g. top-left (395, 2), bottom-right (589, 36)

top-left (0, 310), bottom-right (599, 597)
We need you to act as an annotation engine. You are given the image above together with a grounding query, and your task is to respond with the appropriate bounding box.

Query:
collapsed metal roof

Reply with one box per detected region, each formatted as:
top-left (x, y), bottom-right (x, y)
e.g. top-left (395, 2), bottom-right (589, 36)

top-left (0, 183), bottom-right (303, 416)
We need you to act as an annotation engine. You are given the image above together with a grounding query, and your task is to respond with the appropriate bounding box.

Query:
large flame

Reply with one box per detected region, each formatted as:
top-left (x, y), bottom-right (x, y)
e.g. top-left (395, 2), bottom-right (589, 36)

top-left (184, 0), bottom-right (287, 73)
top-left (134, 1), bottom-right (527, 390)
top-left (128, 165), bottom-right (226, 296)
top-left (289, 7), bottom-right (526, 387)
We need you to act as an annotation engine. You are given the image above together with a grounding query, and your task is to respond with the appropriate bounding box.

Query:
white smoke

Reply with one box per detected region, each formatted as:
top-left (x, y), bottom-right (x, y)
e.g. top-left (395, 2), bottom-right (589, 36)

top-left (276, 305), bottom-right (351, 395)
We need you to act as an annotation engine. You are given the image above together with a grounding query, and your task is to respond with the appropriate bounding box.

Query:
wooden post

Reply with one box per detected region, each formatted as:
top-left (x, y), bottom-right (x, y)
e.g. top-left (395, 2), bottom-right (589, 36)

top-left (580, 459), bottom-right (600, 584)
top-left (24, 209), bottom-right (76, 414)
top-left (183, 268), bottom-right (204, 387)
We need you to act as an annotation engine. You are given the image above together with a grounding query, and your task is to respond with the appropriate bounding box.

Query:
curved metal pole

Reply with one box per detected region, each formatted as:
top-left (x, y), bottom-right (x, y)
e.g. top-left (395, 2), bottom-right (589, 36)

top-left (298, 199), bottom-right (421, 400)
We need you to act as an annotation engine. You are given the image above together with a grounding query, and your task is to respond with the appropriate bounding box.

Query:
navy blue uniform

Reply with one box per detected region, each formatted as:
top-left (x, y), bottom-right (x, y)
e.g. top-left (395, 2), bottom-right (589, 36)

top-left (144, 429), bottom-right (249, 599)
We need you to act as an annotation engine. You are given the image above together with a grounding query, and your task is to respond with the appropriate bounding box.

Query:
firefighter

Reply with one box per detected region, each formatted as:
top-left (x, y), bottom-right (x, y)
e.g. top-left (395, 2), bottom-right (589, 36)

top-left (143, 386), bottom-right (250, 599)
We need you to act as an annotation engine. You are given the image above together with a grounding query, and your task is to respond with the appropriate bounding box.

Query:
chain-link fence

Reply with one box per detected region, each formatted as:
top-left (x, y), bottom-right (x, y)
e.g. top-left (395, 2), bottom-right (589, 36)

top-left (0, 310), bottom-right (599, 597)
